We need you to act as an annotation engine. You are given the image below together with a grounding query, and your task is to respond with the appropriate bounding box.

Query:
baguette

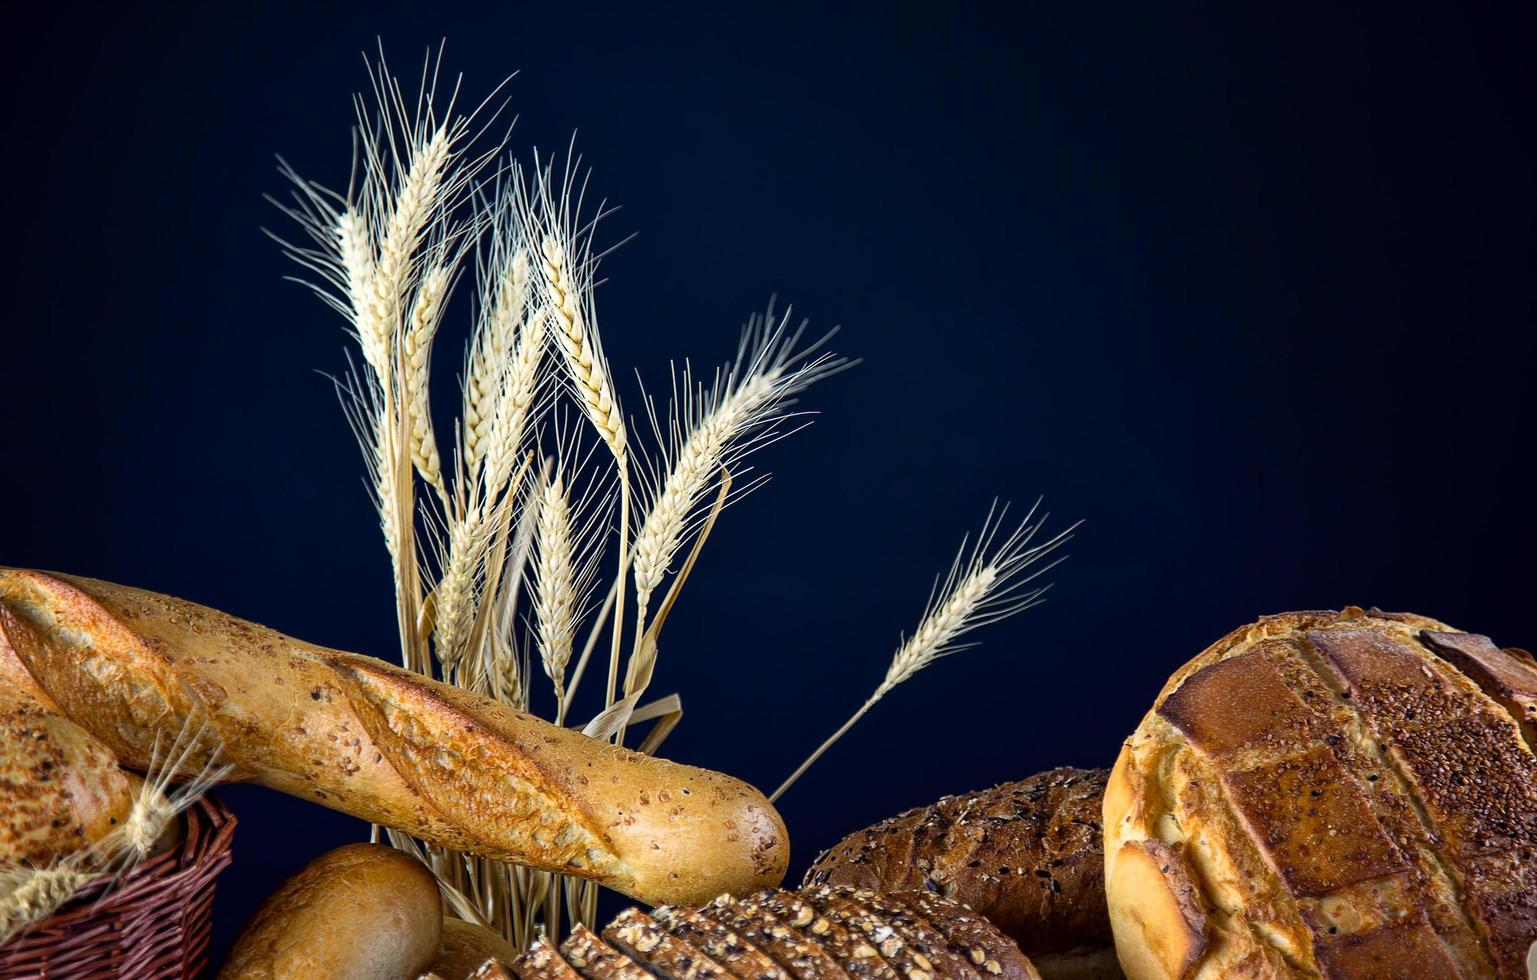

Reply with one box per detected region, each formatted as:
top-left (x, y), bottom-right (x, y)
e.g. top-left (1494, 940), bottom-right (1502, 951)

top-left (0, 568), bottom-right (788, 905)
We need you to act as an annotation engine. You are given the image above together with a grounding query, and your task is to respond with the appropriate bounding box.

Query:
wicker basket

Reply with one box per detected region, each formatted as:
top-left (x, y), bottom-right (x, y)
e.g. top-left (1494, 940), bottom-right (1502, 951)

top-left (0, 795), bottom-right (236, 979)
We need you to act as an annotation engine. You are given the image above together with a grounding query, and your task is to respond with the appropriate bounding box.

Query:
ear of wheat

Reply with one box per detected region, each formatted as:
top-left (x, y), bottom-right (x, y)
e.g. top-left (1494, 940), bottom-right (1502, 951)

top-left (0, 713), bottom-right (229, 944)
top-left (770, 502), bottom-right (1078, 803)
top-left (277, 51), bottom-right (1072, 951)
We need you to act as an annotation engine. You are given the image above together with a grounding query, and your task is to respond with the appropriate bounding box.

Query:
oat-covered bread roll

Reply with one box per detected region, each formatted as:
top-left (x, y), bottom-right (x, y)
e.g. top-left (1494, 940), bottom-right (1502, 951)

top-left (1105, 607), bottom-right (1537, 979)
top-left (0, 686), bottom-right (138, 864)
top-left (220, 843), bottom-right (443, 979)
top-left (804, 770), bottom-right (1118, 979)
top-left (509, 887), bottom-right (1041, 980)
top-left (0, 568), bottom-right (787, 906)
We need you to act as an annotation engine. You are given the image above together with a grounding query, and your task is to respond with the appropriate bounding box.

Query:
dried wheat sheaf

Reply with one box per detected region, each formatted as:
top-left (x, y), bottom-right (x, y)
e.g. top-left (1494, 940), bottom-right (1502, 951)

top-left (273, 48), bottom-right (1077, 949)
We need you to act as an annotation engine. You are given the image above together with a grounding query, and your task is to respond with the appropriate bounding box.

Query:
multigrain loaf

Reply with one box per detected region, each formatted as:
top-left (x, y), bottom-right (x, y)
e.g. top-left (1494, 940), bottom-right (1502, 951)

top-left (1104, 607), bottom-right (1537, 979)
top-left (804, 770), bottom-right (1118, 980)
top-left (0, 568), bottom-right (788, 906)
top-left (219, 843), bottom-right (443, 980)
top-left (510, 889), bottom-right (1040, 980)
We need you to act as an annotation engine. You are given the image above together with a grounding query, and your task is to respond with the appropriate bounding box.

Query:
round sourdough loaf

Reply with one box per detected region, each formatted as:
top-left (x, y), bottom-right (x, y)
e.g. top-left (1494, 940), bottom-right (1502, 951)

top-left (1104, 607), bottom-right (1537, 979)
top-left (219, 843), bottom-right (443, 979)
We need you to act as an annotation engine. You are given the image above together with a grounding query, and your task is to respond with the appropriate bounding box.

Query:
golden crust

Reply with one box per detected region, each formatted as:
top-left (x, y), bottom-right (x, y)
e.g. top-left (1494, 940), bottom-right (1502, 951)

top-left (0, 687), bottom-right (137, 863)
top-left (0, 568), bottom-right (788, 906)
top-left (424, 919), bottom-right (519, 980)
top-left (219, 843), bottom-right (442, 980)
top-left (1105, 607), bottom-right (1537, 979)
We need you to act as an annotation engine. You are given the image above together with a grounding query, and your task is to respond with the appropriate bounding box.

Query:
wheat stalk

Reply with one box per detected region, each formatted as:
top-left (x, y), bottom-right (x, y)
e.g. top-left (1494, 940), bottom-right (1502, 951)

top-left (465, 247), bottom-right (531, 476)
top-left (0, 866), bottom-right (94, 945)
top-left (632, 310), bottom-right (845, 627)
top-left (534, 188), bottom-right (632, 711)
top-left (770, 502), bottom-right (1077, 802)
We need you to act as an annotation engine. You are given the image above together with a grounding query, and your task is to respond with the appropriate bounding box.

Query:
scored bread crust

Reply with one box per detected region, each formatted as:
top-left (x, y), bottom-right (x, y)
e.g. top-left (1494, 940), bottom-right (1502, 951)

top-left (1104, 607), bottom-right (1537, 979)
top-left (0, 568), bottom-right (788, 906)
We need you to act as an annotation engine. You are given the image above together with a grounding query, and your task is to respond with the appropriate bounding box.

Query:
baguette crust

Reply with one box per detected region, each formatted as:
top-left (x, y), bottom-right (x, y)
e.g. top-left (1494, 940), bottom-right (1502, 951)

top-left (0, 568), bottom-right (787, 906)
top-left (1104, 608), bottom-right (1537, 979)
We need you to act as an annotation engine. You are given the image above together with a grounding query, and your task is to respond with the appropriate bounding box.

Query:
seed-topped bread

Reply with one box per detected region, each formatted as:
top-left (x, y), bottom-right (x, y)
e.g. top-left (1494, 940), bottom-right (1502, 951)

top-left (652, 903), bottom-right (793, 980)
top-left (803, 769), bottom-right (1114, 979)
top-left (698, 894), bottom-right (852, 980)
top-left (512, 889), bottom-right (1036, 980)
top-left (1105, 607), bottom-right (1537, 979)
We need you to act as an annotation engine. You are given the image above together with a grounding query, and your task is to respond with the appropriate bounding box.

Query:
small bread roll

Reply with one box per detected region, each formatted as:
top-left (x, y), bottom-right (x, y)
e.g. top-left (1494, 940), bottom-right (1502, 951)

top-left (0, 688), bottom-right (137, 864)
top-left (220, 843), bottom-right (443, 979)
top-left (1105, 608), bottom-right (1537, 979)
top-left (423, 918), bottom-right (518, 980)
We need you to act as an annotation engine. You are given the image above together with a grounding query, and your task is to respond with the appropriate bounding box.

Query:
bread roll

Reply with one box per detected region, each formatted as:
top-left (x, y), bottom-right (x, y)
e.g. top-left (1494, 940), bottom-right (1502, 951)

top-left (0, 687), bottom-right (138, 864)
top-left (1104, 607), bottom-right (1537, 979)
top-left (220, 842), bottom-right (443, 979)
top-left (804, 769), bottom-right (1118, 980)
top-left (512, 887), bottom-right (1042, 980)
top-left (0, 568), bottom-right (787, 905)
top-left (423, 918), bottom-right (519, 979)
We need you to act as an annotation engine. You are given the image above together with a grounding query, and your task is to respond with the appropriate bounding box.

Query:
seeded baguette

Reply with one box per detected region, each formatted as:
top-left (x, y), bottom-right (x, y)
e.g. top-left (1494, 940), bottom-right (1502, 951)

top-left (0, 568), bottom-right (787, 906)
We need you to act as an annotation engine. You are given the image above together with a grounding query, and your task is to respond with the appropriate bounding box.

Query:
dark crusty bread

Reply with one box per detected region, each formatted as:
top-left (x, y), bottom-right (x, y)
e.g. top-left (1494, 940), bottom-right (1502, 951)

top-left (1105, 607), bottom-right (1537, 979)
top-left (804, 768), bottom-right (1114, 978)
top-left (510, 889), bottom-right (1038, 980)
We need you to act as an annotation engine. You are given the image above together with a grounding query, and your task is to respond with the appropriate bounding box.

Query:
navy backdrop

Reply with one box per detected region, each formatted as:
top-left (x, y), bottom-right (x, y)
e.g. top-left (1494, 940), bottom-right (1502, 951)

top-left (3, 0), bottom-right (1533, 967)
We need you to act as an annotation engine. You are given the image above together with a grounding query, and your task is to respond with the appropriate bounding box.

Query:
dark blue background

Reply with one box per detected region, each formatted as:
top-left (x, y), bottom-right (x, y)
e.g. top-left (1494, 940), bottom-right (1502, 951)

top-left (4, 1), bottom-right (1533, 968)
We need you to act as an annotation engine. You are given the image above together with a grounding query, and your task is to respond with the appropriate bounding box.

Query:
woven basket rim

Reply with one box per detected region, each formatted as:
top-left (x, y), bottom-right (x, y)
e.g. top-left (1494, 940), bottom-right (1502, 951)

top-left (2, 791), bottom-right (235, 962)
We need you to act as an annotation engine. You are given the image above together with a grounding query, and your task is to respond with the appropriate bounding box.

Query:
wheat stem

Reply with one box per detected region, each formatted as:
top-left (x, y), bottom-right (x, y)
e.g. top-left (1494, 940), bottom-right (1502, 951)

top-left (771, 503), bottom-right (1075, 802)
